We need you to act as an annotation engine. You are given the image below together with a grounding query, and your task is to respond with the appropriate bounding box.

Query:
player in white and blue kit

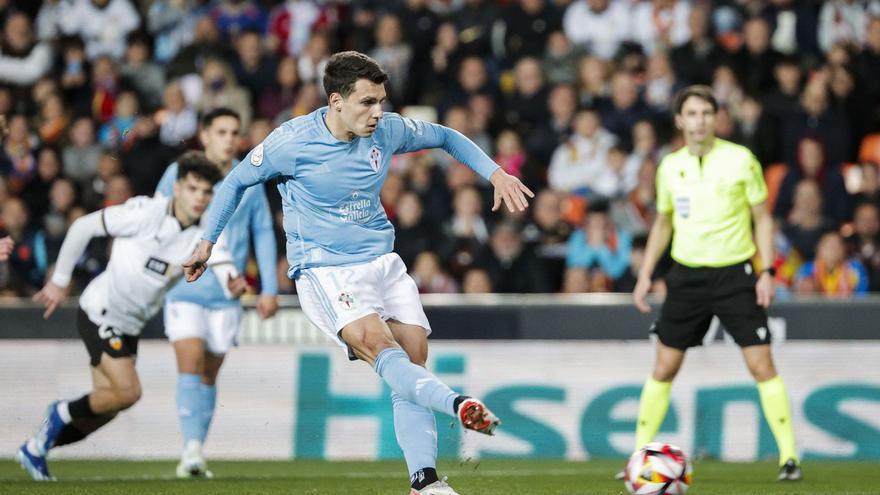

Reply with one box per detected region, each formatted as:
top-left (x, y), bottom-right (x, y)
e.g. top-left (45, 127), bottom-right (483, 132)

top-left (184, 52), bottom-right (534, 495)
top-left (155, 108), bottom-right (279, 478)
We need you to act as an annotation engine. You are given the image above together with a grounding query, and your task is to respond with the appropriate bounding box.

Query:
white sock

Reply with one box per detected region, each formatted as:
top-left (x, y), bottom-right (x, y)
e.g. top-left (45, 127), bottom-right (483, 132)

top-left (56, 401), bottom-right (72, 424)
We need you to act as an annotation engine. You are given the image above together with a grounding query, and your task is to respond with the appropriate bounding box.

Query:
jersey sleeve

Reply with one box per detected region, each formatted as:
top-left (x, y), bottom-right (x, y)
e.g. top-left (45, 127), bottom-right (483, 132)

top-left (102, 196), bottom-right (162, 237)
top-left (154, 162), bottom-right (178, 198)
top-left (203, 129), bottom-right (293, 244)
top-left (655, 160), bottom-right (673, 214)
top-left (743, 152), bottom-right (768, 206)
top-left (383, 113), bottom-right (499, 181)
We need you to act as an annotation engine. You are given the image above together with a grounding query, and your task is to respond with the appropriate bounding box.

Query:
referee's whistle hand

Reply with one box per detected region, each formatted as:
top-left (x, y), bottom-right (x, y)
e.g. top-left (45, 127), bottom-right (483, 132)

top-left (633, 277), bottom-right (653, 313)
top-left (756, 273), bottom-right (774, 308)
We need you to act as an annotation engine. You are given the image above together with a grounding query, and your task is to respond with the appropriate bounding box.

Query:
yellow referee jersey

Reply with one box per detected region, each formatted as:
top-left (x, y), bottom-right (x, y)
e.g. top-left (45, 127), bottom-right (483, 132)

top-left (656, 138), bottom-right (768, 267)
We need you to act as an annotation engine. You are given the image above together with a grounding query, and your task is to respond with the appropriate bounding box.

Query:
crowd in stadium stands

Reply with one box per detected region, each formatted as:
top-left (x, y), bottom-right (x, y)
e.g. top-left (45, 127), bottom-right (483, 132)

top-left (1, 0), bottom-right (880, 299)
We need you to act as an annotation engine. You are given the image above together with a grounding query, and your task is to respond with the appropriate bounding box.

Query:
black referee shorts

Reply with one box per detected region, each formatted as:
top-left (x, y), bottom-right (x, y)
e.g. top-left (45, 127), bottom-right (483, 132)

top-left (77, 309), bottom-right (139, 367)
top-left (652, 260), bottom-right (770, 350)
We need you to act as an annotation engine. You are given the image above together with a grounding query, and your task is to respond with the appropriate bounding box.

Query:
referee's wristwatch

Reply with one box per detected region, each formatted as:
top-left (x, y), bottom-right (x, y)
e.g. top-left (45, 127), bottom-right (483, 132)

top-left (760, 267), bottom-right (776, 277)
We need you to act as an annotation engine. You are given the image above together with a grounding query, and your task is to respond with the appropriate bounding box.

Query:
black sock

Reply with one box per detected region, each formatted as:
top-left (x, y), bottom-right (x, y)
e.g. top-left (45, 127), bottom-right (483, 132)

top-left (410, 467), bottom-right (439, 490)
top-left (453, 395), bottom-right (470, 414)
top-left (68, 394), bottom-right (97, 420)
top-left (54, 413), bottom-right (117, 447)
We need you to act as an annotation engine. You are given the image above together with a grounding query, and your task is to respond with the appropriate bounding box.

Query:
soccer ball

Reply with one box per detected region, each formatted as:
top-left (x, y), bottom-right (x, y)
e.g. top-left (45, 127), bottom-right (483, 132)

top-left (624, 442), bottom-right (693, 495)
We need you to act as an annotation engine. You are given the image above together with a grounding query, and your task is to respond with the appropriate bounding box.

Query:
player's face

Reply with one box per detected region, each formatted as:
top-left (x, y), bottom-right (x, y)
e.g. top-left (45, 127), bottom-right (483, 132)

top-left (339, 79), bottom-right (386, 137)
top-left (200, 116), bottom-right (241, 164)
top-left (675, 96), bottom-right (716, 146)
top-left (173, 174), bottom-right (215, 224)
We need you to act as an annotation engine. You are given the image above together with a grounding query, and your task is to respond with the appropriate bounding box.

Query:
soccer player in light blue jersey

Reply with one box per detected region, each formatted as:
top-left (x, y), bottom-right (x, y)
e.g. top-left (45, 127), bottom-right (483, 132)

top-left (184, 51), bottom-right (533, 495)
top-left (155, 108), bottom-right (279, 478)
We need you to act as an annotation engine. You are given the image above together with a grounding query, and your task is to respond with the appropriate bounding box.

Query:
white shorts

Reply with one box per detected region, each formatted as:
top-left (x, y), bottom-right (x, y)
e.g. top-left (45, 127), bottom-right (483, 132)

top-left (295, 253), bottom-right (431, 352)
top-left (163, 301), bottom-right (243, 355)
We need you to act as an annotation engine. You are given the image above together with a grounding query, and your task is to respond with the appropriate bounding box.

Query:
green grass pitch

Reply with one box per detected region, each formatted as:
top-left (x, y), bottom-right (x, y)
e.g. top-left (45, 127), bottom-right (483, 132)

top-left (0, 458), bottom-right (874, 494)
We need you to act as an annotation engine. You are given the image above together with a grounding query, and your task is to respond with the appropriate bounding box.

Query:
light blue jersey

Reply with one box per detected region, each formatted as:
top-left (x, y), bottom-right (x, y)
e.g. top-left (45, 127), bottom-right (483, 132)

top-left (202, 107), bottom-right (499, 278)
top-left (157, 161), bottom-right (278, 308)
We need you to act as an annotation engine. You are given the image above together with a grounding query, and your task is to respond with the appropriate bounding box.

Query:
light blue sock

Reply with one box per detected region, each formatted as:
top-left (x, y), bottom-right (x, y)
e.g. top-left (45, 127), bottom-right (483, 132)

top-left (198, 383), bottom-right (216, 444)
top-left (392, 392), bottom-right (438, 477)
top-left (176, 373), bottom-right (202, 445)
top-left (374, 348), bottom-right (457, 417)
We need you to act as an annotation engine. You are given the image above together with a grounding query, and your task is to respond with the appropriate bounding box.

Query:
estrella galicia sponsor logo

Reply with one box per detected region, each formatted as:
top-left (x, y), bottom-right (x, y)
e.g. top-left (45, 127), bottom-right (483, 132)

top-left (337, 191), bottom-right (374, 224)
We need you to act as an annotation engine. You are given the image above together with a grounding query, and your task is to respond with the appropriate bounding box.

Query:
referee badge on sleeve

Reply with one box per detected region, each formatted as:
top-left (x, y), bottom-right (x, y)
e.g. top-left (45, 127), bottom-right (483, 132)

top-left (675, 195), bottom-right (691, 218)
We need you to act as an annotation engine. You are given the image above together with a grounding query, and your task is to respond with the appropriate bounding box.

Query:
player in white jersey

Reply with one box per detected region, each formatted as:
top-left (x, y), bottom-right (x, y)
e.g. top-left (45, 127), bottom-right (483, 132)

top-left (184, 52), bottom-right (534, 495)
top-left (17, 152), bottom-right (232, 481)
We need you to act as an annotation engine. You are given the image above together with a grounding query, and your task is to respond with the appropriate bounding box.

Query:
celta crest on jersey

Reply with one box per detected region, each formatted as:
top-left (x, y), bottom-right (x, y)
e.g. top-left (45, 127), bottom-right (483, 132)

top-left (368, 145), bottom-right (382, 172)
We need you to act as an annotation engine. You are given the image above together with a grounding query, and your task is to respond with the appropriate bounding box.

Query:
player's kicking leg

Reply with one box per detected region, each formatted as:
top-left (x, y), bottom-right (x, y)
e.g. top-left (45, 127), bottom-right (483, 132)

top-left (18, 353), bottom-right (140, 480)
top-left (742, 345), bottom-right (801, 481)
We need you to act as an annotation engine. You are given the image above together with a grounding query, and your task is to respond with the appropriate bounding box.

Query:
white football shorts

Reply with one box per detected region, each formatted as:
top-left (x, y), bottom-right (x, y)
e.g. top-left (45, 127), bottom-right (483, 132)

top-left (163, 301), bottom-right (243, 355)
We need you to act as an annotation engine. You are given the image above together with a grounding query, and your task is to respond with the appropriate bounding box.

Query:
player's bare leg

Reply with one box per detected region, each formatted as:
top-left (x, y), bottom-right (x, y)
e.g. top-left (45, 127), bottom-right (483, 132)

top-left (742, 344), bottom-right (801, 480)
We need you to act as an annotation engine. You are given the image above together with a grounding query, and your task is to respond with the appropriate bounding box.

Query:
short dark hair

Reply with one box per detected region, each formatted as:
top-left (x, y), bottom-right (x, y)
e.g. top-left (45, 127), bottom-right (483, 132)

top-left (323, 51), bottom-right (388, 98)
top-left (673, 85), bottom-right (718, 114)
top-left (201, 107), bottom-right (241, 128)
top-left (176, 151), bottom-right (222, 185)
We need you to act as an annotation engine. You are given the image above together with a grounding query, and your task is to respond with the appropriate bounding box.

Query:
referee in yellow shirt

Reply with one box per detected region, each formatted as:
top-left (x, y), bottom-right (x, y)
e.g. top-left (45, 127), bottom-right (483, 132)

top-left (632, 86), bottom-right (801, 481)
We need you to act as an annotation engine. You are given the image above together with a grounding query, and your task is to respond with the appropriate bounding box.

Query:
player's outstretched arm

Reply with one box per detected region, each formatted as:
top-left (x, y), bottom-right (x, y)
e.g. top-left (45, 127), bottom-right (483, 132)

top-left (33, 211), bottom-right (107, 319)
top-left (0, 235), bottom-right (12, 262)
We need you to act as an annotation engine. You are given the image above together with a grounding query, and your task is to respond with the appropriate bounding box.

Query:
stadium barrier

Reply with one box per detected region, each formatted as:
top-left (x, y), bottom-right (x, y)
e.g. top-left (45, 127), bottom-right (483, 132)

top-left (1, 295), bottom-right (878, 461)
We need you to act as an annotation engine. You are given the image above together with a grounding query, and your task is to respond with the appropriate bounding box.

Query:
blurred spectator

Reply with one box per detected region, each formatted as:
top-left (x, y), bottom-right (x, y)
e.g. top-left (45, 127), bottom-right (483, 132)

top-left (268, 0), bottom-right (331, 57)
top-left (782, 179), bottom-right (836, 260)
top-left (83, 150), bottom-right (120, 208)
top-left (394, 191), bottom-right (438, 269)
top-left (369, 14), bottom-right (412, 107)
top-left (732, 95), bottom-right (778, 166)
top-left (851, 161), bottom-right (880, 208)
top-left (613, 234), bottom-right (648, 292)
top-left (441, 185), bottom-right (490, 278)
top-left (441, 55), bottom-right (492, 116)
top-left (232, 29), bottom-right (277, 105)
top-left (1, 114), bottom-right (37, 194)
top-left (846, 202), bottom-right (880, 290)
top-left (795, 230), bottom-right (868, 296)
top-left (496, 0), bottom-right (562, 64)
top-left (762, 55), bottom-right (802, 130)
top-left (671, 3), bottom-right (721, 85)
top-left (631, 0), bottom-right (691, 55)
top-left (147, 0), bottom-right (204, 63)
top-left (157, 81), bottom-right (198, 147)
top-left (563, 0), bottom-right (630, 60)
top-left (526, 83), bottom-right (576, 165)
top-left (58, 37), bottom-right (91, 117)
top-left (380, 174), bottom-right (405, 223)
top-left (775, 136), bottom-right (851, 224)
top-left (761, 0), bottom-right (820, 57)
top-left (59, 0), bottom-right (140, 61)
top-left (104, 174), bottom-right (132, 206)
top-left (732, 16), bottom-right (783, 94)
top-left (782, 76), bottom-right (851, 166)
top-left (199, 58), bottom-right (252, 130)
top-left (592, 143), bottom-right (640, 199)
top-left (461, 267), bottom-right (492, 293)
top-left (858, 16), bottom-right (880, 111)
top-left (548, 108), bottom-right (617, 194)
top-left (575, 55), bottom-right (609, 107)
top-left (818, 0), bottom-right (880, 53)
top-left (411, 251), bottom-right (458, 293)
top-left (543, 31), bottom-right (583, 87)
top-left (494, 130), bottom-right (527, 180)
top-left (711, 64), bottom-right (744, 114)
top-left (561, 266), bottom-right (589, 293)
top-left (210, 0), bottom-right (267, 41)
top-left (21, 146), bottom-right (62, 222)
top-left (396, 0), bottom-right (440, 105)
top-left (167, 15), bottom-right (234, 80)
top-left (0, 197), bottom-right (47, 295)
top-left (62, 116), bottom-right (102, 187)
top-left (298, 32), bottom-right (330, 86)
top-left (98, 90), bottom-right (139, 148)
top-left (406, 154), bottom-right (451, 225)
top-left (566, 201), bottom-right (632, 284)
top-left (644, 51), bottom-right (680, 111)
top-left (474, 221), bottom-right (551, 293)
top-left (258, 56), bottom-right (300, 121)
top-left (502, 56), bottom-right (549, 137)
top-left (454, 0), bottom-right (497, 58)
top-left (121, 33), bottom-right (165, 110)
top-left (44, 177), bottom-right (78, 260)
top-left (36, 0), bottom-right (64, 41)
top-left (121, 116), bottom-right (179, 196)
top-left (522, 190), bottom-right (571, 291)
top-left (90, 55), bottom-right (126, 123)
top-left (599, 71), bottom-right (653, 145)
top-left (611, 157), bottom-right (658, 236)
top-left (424, 22), bottom-right (463, 105)
top-left (0, 12), bottom-right (53, 87)
top-left (37, 92), bottom-right (69, 146)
